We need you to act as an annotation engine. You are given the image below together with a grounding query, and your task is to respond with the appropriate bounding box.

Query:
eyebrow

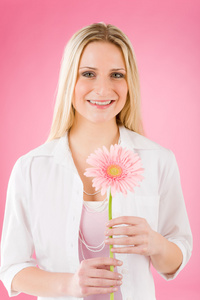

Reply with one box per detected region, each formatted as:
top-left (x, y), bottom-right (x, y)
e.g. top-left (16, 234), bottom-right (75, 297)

top-left (79, 66), bottom-right (126, 71)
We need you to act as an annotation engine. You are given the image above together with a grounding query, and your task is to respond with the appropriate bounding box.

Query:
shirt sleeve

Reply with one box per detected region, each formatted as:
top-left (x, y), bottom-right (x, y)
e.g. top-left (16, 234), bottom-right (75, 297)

top-left (0, 157), bottom-right (37, 296)
top-left (157, 150), bottom-right (193, 280)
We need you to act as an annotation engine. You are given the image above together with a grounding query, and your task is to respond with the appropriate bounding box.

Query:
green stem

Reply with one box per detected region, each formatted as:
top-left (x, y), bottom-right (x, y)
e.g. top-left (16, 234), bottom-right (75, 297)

top-left (108, 189), bottom-right (114, 300)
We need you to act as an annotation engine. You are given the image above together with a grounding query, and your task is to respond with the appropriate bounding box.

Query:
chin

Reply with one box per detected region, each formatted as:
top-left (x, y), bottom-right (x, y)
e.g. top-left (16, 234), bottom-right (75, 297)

top-left (88, 117), bottom-right (117, 125)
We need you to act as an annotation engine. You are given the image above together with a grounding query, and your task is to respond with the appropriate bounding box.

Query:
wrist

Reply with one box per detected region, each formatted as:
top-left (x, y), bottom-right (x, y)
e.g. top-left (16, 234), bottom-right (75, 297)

top-left (150, 232), bottom-right (168, 273)
top-left (150, 230), bottom-right (166, 257)
top-left (150, 232), bottom-right (183, 274)
top-left (57, 273), bottom-right (75, 297)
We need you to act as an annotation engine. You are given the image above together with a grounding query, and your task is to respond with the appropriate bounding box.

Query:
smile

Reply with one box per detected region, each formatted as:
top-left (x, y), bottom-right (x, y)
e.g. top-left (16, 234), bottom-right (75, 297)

top-left (88, 100), bottom-right (113, 106)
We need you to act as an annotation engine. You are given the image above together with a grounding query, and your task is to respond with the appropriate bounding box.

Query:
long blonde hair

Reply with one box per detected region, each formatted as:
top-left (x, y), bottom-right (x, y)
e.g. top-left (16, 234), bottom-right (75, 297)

top-left (48, 23), bottom-right (144, 141)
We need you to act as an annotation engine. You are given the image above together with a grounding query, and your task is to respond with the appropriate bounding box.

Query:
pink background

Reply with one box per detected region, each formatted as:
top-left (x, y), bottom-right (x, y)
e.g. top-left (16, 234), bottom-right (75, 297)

top-left (0, 0), bottom-right (199, 299)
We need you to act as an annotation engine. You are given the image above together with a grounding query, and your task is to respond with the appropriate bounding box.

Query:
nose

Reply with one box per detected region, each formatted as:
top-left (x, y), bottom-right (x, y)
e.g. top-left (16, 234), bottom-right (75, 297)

top-left (94, 76), bottom-right (114, 98)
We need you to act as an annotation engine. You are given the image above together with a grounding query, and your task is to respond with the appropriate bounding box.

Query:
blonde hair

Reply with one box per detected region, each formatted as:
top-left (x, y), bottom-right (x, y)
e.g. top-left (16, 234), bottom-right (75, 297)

top-left (48, 23), bottom-right (144, 141)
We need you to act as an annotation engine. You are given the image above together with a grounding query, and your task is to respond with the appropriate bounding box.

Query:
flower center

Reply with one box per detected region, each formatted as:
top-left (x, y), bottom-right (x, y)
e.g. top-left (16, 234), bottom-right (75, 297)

top-left (107, 164), bottom-right (122, 177)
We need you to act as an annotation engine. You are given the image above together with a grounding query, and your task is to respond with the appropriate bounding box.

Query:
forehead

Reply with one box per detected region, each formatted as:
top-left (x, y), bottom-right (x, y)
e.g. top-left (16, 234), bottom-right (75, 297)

top-left (79, 41), bottom-right (126, 69)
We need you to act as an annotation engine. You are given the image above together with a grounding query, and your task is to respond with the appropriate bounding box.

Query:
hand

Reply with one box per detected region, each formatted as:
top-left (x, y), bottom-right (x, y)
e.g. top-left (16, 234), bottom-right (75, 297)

top-left (70, 257), bottom-right (123, 297)
top-left (104, 216), bottom-right (161, 256)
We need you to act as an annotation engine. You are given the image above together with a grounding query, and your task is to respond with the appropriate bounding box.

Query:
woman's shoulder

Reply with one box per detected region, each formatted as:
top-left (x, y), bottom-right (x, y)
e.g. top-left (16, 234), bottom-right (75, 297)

top-left (16, 134), bottom-right (67, 168)
top-left (24, 137), bottom-right (62, 158)
top-left (120, 127), bottom-right (177, 168)
top-left (120, 126), bottom-right (171, 153)
top-left (11, 135), bottom-right (68, 177)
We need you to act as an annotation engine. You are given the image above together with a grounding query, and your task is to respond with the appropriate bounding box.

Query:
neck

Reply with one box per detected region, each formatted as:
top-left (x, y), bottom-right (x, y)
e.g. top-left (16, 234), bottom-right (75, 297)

top-left (69, 117), bottom-right (120, 156)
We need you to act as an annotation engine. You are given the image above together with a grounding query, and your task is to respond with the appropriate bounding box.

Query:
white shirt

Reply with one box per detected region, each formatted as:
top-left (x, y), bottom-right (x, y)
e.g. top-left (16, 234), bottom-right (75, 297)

top-left (0, 126), bottom-right (192, 300)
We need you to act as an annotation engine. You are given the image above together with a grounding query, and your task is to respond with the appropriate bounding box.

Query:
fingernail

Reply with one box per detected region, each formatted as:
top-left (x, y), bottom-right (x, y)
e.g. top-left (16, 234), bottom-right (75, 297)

top-left (118, 274), bottom-right (123, 279)
top-left (117, 280), bottom-right (122, 285)
top-left (117, 260), bottom-right (123, 265)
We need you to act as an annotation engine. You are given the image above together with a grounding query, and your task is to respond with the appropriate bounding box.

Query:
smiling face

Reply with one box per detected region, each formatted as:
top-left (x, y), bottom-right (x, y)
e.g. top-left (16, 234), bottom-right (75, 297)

top-left (73, 41), bottom-right (128, 125)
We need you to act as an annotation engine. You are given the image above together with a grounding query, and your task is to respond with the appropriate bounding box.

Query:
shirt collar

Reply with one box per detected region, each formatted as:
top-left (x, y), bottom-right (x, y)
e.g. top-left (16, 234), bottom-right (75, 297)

top-left (119, 126), bottom-right (161, 150)
top-left (53, 126), bottom-right (161, 167)
top-left (53, 132), bottom-right (75, 168)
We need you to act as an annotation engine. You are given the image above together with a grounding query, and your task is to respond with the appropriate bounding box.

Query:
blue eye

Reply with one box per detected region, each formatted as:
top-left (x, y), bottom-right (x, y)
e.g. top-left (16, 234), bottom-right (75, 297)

top-left (111, 73), bottom-right (125, 78)
top-left (82, 72), bottom-right (95, 78)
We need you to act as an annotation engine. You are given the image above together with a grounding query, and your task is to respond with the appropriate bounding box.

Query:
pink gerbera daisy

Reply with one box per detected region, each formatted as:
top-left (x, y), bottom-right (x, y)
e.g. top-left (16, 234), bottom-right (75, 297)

top-left (84, 144), bottom-right (144, 197)
top-left (84, 144), bottom-right (144, 300)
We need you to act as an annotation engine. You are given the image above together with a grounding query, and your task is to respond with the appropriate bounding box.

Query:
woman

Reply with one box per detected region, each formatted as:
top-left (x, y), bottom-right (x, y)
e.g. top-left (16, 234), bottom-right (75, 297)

top-left (0, 23), bottom-right (192, 300)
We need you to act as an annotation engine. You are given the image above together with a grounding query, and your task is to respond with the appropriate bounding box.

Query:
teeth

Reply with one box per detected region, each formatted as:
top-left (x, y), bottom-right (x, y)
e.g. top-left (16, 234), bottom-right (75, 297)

top-left (89, 100), bottom-right (112, 105)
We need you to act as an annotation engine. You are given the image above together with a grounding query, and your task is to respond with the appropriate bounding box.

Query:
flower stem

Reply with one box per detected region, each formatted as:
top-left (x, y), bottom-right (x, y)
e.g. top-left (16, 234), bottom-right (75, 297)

top-left (108, 189), bottom-right (114, 300)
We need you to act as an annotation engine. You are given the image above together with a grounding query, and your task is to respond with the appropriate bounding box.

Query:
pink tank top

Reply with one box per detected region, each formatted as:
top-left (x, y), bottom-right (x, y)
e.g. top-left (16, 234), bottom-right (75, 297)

top-left (79, 200), bottom-right (122, 300)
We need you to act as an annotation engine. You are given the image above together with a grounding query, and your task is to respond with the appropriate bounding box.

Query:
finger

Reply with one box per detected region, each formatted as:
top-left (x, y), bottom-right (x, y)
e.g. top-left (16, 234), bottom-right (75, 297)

top-left (96, 264), bottom-right (110, 271)
top-left (86, 277), bottom-right (122, 287)
top-left (105, 235), bottom-right (146, 246)
top-left (81, 257), bottom-right (123, 268)
top-left (111, 245), bottom-right (148, 255)
top-left (81, 286), bottom-right (118, 296)
top-left (102, 265), bottom-right (110, 271)
top-left (87, 268), bottom-right (123, 280)
top-left (105, 225), bottom-right (138, 237)
top-left (107, 216), bottom-right (146, 227)
top-left (97, 264), bottom-right (119, 271)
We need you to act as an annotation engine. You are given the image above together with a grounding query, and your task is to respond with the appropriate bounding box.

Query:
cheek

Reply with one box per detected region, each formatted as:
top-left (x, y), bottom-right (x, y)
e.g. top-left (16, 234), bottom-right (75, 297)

top-left (116, 82), bottom-right (128, 101)
top-left (74, 80), bottom-right (91, 99)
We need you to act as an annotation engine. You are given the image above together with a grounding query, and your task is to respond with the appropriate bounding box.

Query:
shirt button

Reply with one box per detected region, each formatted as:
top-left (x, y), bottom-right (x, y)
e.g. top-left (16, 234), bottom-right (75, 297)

top-left (121, 267), bottom-right (129, 274)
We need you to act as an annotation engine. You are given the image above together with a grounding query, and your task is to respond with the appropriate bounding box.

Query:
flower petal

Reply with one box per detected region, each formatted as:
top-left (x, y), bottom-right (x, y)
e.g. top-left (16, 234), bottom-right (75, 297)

top-left (84, 144), bottom-right (144, 196)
